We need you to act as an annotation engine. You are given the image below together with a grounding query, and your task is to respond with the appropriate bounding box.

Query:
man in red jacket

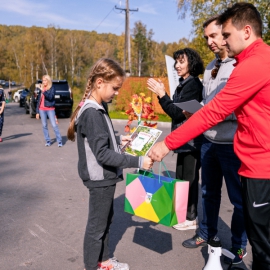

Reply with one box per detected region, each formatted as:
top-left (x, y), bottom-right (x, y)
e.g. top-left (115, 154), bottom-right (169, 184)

top-left (149, 3), bottom-right (270, 270)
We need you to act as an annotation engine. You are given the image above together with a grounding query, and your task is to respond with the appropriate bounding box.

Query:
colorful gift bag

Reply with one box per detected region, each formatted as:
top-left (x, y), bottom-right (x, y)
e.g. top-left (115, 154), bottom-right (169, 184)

top-left (124, 163), bottom-right (189, 226)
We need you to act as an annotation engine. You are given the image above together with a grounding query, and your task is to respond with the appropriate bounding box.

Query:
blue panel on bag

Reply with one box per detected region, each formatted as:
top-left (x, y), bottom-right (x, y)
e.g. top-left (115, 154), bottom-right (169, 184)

top-left (138, 175), bottom-right (163, 194)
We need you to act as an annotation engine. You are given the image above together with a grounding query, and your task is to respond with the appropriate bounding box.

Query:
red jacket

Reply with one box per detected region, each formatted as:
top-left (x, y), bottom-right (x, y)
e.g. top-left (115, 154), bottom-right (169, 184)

top-left (165, 39), bottom-right (270, 178)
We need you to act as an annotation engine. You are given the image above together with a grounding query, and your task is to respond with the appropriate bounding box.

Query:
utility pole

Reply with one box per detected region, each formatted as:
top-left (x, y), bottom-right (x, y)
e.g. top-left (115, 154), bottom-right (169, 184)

top-left (115, 0), bottom-right (138, 75)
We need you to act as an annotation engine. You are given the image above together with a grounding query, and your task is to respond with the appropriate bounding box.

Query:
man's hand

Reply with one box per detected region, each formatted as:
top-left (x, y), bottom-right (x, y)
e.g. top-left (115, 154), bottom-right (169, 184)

top-left (142, 156), bottom-right (154, 170)
top-left (36, 114), bottom-right (40, 119)
top-left (148, 141), bottom-right (170, 162)
top-left (183, 110), bottom-right (193, 119)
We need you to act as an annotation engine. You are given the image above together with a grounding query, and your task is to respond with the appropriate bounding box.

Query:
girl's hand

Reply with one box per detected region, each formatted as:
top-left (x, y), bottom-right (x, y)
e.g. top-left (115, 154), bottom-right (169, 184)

top-left (142, 156), bottom-right (154, 170)
top-left (36, 114), bottom-right (40, 119)
top-left (121, 135), bottom-right (132, 146)
top-left (147, 78), bottom-right (166, 98)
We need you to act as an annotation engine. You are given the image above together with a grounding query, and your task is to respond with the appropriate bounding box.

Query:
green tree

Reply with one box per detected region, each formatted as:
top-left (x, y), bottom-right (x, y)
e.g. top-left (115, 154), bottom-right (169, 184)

top-left (132, 21), bottom-right (154, 76)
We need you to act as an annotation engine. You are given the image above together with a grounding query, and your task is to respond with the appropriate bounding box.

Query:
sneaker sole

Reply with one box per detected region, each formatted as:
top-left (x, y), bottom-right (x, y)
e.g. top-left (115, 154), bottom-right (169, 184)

top-left (224, 252), bottom-right (247, 265)
top-left (182, 241), bottom-right (208, 248)
top-left (173, 224), bottom-right (198, 231)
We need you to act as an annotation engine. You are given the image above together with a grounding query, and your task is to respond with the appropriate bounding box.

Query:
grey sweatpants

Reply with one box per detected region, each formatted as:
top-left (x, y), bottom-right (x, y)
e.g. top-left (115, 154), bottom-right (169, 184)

top-left (84, 184), bottom-right (116, 270)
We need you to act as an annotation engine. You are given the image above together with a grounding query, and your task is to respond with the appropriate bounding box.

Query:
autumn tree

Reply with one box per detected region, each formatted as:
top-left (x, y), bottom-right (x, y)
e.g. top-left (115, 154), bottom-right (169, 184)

top-left (177, 0), bottom-right (270, 63)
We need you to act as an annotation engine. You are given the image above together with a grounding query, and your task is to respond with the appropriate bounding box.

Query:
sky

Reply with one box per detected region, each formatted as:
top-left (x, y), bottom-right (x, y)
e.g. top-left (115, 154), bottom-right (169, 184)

top-left (0, 0), bottom-right (193, 44)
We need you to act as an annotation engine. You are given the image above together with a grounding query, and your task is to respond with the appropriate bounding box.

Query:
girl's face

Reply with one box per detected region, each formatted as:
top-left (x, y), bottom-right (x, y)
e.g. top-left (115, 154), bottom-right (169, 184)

top-left (42, 77), bottom-right (48, 87)
top-left (96, 76), bottom-right (124, 103)
top-left (174, 54), bottom-right (190, 79)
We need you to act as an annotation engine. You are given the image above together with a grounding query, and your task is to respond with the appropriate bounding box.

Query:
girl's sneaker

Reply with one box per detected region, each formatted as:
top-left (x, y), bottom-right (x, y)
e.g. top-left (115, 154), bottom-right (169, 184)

top-left (0, 138), bottom-right (2, 142)
top-left (98, 257), bottom-right (129, 270)
top-left (58, 142), bottom-right (63, 147)
top-left (45, 141), bottom-right (51, 147)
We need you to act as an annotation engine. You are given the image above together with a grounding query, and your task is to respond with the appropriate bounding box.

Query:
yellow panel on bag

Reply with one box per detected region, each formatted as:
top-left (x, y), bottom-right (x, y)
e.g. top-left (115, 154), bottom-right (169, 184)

top-left (134, 202), bottom-right (159, 223)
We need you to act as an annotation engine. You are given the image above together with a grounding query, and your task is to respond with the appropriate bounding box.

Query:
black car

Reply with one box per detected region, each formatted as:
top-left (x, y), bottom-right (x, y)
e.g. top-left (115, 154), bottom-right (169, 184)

top-left (19, 89), bottom-right (30, 107)
top-left (25, 79), bottom-right (73, 118)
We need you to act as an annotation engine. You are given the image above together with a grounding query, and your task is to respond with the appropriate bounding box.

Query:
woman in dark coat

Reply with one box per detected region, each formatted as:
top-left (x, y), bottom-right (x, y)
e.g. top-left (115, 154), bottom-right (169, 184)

top-left (147, 48), bottom-right (204, 230)
top-left (0, 88), bottom-right (6, 142)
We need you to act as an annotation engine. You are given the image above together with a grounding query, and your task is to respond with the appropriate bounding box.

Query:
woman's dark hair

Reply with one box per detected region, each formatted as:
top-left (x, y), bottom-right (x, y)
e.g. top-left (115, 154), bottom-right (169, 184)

top-left (173, 48), bottom-right (204, 77)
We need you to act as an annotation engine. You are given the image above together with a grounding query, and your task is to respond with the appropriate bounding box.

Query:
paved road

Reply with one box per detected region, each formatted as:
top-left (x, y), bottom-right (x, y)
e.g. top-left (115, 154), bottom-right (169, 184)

top-left (0, 103), bottom-right (252, 270)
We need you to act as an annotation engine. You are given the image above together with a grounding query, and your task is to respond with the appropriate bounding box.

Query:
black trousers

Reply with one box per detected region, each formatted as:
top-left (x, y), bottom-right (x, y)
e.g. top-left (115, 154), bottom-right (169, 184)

top-left (176, 151), bottom-right (201, 221)
top-left (84, 184), bottom-right (116, 270)
top-left (241, 177), bottom-right (270, 270)
top-left (0, 111), bottom-right (4, 136)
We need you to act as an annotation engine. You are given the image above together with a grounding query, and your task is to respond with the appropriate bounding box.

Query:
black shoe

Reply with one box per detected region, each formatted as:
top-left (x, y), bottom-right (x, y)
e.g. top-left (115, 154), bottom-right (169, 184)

top-left (182, 234), bottom-right (208, 248)
top-left (224, 247), bottom-right (247, 264)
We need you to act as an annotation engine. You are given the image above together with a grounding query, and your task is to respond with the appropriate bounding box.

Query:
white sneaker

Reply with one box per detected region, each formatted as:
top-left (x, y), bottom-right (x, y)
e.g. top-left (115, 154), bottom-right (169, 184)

top-left (173, 217), bottom-right (198, 231)
top-left (98, 257), bottom-right (129, 270)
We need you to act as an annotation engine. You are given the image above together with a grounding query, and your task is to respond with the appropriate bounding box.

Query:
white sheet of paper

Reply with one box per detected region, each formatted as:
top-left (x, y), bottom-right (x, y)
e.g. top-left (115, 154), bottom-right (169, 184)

top-left (174, 100), bottom-right (203, 114)
top-left (165, 55), bottom-right (180, 99)
top-left (131, 132), bottom-right (152, 151)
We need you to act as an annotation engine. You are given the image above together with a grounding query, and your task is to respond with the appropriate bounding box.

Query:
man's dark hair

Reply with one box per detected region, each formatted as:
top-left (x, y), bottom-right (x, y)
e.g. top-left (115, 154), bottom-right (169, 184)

top-left (203, 15), bottom-right (220, 29)
top-left (217, 2), bottom-right (262, 37)
top-left (173, 48), bottom-right (204, 77)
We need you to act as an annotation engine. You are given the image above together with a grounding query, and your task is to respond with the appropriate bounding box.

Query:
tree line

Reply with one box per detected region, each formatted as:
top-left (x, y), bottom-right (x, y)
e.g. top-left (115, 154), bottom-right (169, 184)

top-left (0, 22), bottom-right (189, 88)
top-left (0, 0), bottom-right (269, 88)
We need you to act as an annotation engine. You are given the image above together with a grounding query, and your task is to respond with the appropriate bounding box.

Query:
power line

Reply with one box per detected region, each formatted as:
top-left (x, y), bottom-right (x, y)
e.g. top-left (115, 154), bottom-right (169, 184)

top-left (94, 6), bottom-right (115, 31)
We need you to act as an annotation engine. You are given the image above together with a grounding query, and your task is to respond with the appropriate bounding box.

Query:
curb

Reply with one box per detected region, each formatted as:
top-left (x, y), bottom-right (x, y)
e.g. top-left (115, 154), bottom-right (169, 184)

top-left (111, 119), bottom-right (171, 128)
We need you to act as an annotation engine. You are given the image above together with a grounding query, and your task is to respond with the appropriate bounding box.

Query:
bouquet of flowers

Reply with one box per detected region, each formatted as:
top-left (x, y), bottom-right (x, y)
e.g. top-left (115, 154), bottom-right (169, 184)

top-left (125, 93), bottom-right (159, 133)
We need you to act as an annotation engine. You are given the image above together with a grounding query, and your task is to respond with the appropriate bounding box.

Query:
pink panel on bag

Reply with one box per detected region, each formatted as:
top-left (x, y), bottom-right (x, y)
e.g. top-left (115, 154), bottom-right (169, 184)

top-left (174, 181), bottom-right (189, 223)
top-left (126, 177), bottom-right (147, 210)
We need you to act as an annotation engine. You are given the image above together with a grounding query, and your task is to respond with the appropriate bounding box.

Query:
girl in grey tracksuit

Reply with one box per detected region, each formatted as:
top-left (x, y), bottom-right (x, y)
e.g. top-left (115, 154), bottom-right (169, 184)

top-left (67, 58), bottom-right (152, 270)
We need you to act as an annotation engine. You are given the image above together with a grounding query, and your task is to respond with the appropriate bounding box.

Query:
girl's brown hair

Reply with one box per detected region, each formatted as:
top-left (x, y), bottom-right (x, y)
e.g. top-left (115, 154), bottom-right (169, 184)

top-left (67, 58), bottom-right (125, 141)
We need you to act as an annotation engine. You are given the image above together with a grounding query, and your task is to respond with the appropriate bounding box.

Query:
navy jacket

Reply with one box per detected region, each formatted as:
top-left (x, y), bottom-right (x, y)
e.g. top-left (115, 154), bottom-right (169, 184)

top-left (36, 86), bottom-right (56, 113)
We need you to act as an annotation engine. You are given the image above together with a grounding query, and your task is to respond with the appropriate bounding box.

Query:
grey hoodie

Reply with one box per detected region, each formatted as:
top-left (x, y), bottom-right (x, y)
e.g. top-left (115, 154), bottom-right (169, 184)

top-left (75, 100), bottom-right (141, 188)
top-left (201, 57), bottom-right (237, 144)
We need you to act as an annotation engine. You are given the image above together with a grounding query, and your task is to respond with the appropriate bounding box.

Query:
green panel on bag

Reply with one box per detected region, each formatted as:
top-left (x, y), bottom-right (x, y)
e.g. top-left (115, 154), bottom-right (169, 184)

top-left (126, 173), bottom-right (139, 186)
top-left (162, 180), bottom-right (176, 199)
top-left (124, 198), bottom-right (135, 215)
top-left (151, 185), bottom-right (173, 219)
top-left (169, 212), bottom-right (178, 226)
top-left (159, 213), bottom-right (173, 226)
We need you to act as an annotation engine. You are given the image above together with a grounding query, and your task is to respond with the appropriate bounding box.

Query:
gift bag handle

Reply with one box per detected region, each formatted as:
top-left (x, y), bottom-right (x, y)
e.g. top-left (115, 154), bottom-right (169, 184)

top-left (142, 161), bottom-right (171, 183)
top-left (159, 161), bottom-right (171, 178)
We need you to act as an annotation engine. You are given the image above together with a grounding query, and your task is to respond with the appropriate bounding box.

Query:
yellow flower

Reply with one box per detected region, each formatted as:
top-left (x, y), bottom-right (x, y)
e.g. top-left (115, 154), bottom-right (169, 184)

top-left (145, 97), bottom-right (151, 103)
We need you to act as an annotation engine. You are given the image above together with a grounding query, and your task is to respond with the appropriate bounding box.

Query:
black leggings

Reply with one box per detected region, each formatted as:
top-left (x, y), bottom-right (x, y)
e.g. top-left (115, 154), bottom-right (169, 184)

top-left (84, 184), bottom-right (116, 270)
top-left (176, 151), bottom-right (201, 221)
top-left (0, 111), bottom-right (4, 136)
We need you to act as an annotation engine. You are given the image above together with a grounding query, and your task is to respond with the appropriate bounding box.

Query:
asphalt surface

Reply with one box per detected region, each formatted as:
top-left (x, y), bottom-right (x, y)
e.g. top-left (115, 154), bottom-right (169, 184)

top-left (0, 102), bottom-right (252, 270)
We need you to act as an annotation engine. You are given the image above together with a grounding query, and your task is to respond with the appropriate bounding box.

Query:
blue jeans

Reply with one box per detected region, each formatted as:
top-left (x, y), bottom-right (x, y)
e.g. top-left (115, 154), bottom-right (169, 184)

top-left (39, 110), bottom-right (62, 143)
top-left (198, 138), bottom-right (247, 249)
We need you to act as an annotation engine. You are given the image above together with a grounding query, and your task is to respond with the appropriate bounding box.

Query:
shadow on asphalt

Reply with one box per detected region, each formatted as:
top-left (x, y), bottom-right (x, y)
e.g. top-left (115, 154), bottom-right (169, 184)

top-left (110, 194), bottom-right (173, 255)
top-left (2, 133), bottom-right (32, 141)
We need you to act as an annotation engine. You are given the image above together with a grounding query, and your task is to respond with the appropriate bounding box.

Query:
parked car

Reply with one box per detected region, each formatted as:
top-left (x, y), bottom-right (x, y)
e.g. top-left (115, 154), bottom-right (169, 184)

top-left (25, 79), bottom-right (73, 118)
top-left (11, 81), bottom-right (16, 86)
top-left (0, 80), bottom-right (5, 86)
top-left (13, 89), bottom-right (24, 103)
top-left (19, 89), bottom-right (29, 107)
